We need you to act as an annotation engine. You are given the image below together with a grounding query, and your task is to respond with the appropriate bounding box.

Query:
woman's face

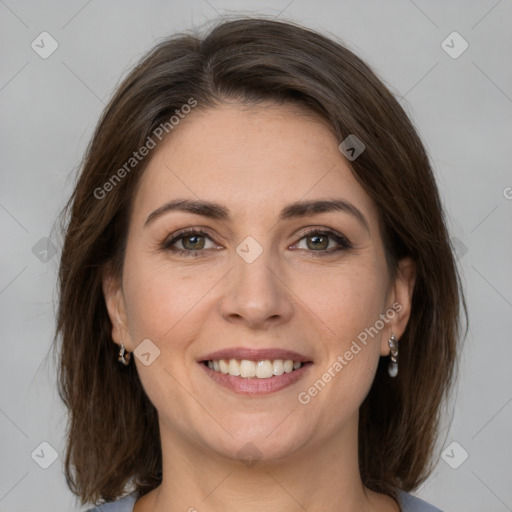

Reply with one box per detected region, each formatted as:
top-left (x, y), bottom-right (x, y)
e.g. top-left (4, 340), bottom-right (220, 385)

top-left (104, 102), bottom-right (415, 463)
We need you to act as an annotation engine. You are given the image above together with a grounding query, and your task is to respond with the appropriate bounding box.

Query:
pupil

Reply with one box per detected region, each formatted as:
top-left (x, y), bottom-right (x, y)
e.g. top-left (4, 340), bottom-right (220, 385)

top-left (185, 235), bottom-right (204, 250)
top-left (309, 235), bottom-right (327, 250)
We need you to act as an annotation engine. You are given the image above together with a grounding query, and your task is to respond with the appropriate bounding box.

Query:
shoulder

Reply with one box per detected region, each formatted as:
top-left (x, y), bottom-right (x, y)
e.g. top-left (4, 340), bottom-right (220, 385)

top-left (82, 489), bottom-right (442, 512)
top-left (83, 492), bottom-right (137, 512)
top-left (396, 489), bottom-right (444, 512)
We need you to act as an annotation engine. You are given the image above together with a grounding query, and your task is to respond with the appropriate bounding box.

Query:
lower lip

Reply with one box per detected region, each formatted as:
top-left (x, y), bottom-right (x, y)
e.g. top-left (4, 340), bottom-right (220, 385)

top-left (199, 362), bottom-right (313, 395)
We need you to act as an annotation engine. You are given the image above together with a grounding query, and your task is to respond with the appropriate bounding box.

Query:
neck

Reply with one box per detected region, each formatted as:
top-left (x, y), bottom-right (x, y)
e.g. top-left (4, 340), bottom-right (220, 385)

top-left (134, 413), bottom-right (399, 512)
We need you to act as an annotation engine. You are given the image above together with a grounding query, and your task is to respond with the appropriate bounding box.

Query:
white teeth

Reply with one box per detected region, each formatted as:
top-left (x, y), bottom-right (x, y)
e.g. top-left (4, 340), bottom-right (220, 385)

top-left (228, 358), bottom-right (240, 376)
top-left (273, 359), bottom-right (284, 376)
top-left (219, 359), bottom-right (229, 374)
top-left (240, 359), bottom-right (256, 378)
top-left (283, 360), bottom-right (294, 373)
top-left (256, 360), bottom-right (273, 378)
top-left (206, 358), bottom-right (305, 378)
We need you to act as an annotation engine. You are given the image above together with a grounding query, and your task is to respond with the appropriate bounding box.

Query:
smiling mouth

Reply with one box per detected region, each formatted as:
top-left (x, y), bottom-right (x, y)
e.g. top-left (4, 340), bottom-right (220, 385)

top-left (201, 358), bottom-right (311, 379)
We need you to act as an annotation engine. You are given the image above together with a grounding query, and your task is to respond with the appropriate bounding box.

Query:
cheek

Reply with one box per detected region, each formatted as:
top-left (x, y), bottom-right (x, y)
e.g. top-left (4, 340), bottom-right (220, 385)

top-left (122, 241), bottom-right (389, 349)
top-left (295, 259), bottom-right (387, 415)
top-left (303, 258), bottom-right (388, 340)
top-left (121, 248), bottom-right (218, 347)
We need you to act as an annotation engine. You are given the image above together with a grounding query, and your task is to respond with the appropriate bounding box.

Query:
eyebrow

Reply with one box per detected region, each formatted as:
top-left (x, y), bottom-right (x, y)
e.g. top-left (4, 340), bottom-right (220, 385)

top-left (144, 198), bottom-right (370, 233)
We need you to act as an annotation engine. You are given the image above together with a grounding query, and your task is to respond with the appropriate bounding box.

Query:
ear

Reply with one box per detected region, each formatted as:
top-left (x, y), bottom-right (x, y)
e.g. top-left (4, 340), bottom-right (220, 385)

top-left (102, 267), bottom-right (132, 351)
top-left (380, 257), bottom-right (416, 356)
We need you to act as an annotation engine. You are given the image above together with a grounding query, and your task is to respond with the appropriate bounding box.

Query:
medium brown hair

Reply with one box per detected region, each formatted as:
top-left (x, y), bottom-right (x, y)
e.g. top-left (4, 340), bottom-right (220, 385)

top-left (53, 16), bottom-right (467, 508)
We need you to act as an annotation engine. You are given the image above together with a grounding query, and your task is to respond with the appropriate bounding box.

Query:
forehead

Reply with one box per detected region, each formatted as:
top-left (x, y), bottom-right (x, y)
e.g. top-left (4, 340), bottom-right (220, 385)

top-left (131, 103), bottom-right (378, 229)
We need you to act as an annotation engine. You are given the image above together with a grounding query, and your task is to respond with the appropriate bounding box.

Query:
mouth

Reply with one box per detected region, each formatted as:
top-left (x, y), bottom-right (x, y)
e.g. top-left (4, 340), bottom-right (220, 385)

top-left (197, 348), bottom-right (313, 395)
top-left (201, 358), bottom-right (309, 378)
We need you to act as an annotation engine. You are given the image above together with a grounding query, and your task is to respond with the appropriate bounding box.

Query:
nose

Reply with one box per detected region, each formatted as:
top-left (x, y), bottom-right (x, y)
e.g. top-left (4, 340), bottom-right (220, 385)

top-left (218, 243), bottom-right (294, 330)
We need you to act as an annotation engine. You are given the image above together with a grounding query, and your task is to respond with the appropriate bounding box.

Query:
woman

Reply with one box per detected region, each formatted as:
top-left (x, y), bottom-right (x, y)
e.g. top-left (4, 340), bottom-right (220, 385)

top-left (54, 16), bottom-right (466, 512)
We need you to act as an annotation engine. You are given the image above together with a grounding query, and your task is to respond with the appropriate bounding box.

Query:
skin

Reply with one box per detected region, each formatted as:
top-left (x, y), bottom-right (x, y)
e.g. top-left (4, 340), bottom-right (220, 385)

top-left (103, 102), bottom-right (416, 512)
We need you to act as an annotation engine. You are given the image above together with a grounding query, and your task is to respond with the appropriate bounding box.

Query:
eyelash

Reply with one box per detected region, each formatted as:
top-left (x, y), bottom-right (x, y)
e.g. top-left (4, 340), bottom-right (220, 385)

top-left (160, 227), bottom-right (353, 258)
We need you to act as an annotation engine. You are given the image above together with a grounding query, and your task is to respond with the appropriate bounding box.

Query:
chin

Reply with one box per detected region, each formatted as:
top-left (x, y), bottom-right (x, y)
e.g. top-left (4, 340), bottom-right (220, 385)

top-left (195, 418), bottom-right (311, 465)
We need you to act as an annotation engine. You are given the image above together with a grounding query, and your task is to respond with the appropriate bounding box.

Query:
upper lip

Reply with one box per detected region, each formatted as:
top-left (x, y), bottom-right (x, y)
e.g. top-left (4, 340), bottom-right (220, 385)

top-left (199, 347), bottom-right (313, 363)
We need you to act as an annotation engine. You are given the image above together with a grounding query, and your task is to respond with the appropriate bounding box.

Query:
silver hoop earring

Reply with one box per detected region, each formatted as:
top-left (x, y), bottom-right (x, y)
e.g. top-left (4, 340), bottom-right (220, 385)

top-left (118, 343), bottom-right (131, 366)
top-left (388, 334), bottom-right (399, 377)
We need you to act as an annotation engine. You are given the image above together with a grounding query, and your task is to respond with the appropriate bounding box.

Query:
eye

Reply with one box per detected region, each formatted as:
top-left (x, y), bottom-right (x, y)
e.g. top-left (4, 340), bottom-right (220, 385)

top-left (161, 229), bottom-right (218, 257)
top-left (160, 227), bottom-right (352, 258)
top-left (292, 229), bottom-right (352, 255)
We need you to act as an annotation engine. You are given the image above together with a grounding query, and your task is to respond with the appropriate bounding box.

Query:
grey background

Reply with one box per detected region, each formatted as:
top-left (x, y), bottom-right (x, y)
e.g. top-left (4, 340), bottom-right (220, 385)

top-left (1, 1), bottom-right (511, 511)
